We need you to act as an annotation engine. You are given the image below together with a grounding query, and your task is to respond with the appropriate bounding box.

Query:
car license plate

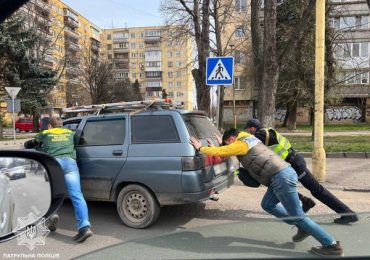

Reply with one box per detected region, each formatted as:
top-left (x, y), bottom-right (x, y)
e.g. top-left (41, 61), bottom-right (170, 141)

top-left (213, 163), bottom-right (227, 176)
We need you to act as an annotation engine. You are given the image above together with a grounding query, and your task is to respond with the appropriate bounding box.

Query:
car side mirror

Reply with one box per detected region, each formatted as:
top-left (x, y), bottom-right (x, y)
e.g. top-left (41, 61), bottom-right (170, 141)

top-left (0, 150), bottom-right (66, 242)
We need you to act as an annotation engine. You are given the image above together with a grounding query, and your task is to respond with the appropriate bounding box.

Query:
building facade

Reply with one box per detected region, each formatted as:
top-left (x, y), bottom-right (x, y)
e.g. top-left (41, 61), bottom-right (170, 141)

top-left (101, 27), bottom-right (193, 110)
top-left (221, 0), bottom-right (255, 125)
top-left (329, 0), bottom-right (370, 123)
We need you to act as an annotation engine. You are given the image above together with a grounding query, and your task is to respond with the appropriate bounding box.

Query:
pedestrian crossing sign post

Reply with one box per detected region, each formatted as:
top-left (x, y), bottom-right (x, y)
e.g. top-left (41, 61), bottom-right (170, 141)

top-left (206, 56), bottom-right (234, 85)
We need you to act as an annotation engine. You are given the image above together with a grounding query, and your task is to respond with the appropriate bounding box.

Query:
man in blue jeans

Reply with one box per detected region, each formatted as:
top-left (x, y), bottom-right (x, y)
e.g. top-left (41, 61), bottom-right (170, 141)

top-left (190, 128), bottom-right (343, 257)
top-left (35, 116), bottom-right (92, 243)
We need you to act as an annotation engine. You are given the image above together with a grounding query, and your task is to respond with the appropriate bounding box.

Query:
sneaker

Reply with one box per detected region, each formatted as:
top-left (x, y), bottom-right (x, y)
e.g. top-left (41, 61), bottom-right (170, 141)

top-left (334, 214), bottom-right (359, 224)
top-left (46, 214), bottom-right (59, 232)
top-left (311, 241), bottom-right (343, 257)
top-left (73, 226), bottom-right (93, 243)
top-left (301, 197), bottom-right (316, 213)
top-left (292, 228), bottom-right (310, 243)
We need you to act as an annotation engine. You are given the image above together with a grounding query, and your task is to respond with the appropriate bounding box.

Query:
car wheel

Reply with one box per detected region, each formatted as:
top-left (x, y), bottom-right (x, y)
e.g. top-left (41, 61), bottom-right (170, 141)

top-left (15, 128), bottom-right (20, 133)
top-left (117, 184), bottom-right (160, 229)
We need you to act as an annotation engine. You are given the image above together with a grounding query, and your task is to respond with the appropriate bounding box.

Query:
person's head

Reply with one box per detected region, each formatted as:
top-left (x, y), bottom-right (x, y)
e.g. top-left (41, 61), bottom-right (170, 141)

top-left (222, 128), bottom-right (240, 145)
top-left (48, 116), bottom-right (63, 129)
top-left (244, 118), bottom-right (262, 134)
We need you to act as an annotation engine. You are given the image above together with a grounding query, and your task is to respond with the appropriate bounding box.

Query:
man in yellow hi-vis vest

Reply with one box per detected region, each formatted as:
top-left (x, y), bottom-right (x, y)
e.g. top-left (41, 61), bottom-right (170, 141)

top-left (244, 118), bottom-right (358, 227)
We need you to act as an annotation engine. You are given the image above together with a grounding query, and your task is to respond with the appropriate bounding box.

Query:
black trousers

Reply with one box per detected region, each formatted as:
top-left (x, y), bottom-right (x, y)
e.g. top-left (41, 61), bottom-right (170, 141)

top-left (287, 153), bottom-right (354, 214)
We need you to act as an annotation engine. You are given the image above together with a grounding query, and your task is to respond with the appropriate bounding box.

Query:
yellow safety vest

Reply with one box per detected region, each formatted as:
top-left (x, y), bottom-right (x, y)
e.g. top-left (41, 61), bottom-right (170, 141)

top-left (262, 128), bottom-right (292, 160)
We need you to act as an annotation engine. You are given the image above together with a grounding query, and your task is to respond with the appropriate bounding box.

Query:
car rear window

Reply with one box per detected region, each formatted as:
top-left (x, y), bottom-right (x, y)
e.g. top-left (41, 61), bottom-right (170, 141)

top-left (182, 115), bottom-right (220, 139)
top-left (131, 115), bottom-right (179, 144)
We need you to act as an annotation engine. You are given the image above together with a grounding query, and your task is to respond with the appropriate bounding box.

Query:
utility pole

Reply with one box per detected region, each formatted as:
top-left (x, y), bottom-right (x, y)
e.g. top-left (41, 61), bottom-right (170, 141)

top-left (312, 0), bottom-right (326, 182)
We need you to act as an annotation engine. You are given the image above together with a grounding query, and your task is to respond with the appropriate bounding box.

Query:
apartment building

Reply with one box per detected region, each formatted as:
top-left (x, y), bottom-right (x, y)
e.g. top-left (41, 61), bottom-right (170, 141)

top-left (330, 0), bottom-right (370, 123)
top-left (221, 0), bottom-right (254, 124)
top-left (20, 0), bottom-right (102, 108)
top-left (101, 27), bottom-right (193, 110)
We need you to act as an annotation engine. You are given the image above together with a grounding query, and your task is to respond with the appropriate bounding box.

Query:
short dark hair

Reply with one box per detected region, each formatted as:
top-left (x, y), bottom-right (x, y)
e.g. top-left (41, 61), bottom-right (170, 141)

top-left (244, 118), bottom-right (262, 130)
top-left (49, 116), bottom-right (63, 128)
top-left (222, 128), bottom-right (240, 145)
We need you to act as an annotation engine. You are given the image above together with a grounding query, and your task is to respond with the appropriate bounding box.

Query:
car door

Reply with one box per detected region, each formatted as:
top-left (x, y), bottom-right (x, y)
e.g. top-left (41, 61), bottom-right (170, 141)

top-left (75, 115), bottom-right (128, 200)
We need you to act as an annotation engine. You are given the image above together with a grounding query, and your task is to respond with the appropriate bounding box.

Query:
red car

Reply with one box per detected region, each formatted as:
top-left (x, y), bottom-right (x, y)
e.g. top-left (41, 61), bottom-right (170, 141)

top-left (15, 118), bottom-right (33, 133)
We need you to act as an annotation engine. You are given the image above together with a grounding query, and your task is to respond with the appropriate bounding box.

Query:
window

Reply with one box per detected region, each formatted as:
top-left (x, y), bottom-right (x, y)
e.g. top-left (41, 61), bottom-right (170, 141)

top-left (131, 116), bottom-right (179, 143)
top-left (79, 119), bottom-right (125, 146)
top-left (353, 43), bottom-right (360, 57)
top-left (168, 61), bottom-right (173, 68)
top-left (139, 43), bottom-right (144, 48)
top-left (235, 26), bottom-right (246, 37)
top-left (168, 51), bottom-right (173, 57)
top-left (176, 81), bottom-right (182, 88)
top-left (235, 0), bottom-right (247, 12)
top-left (130, 33), bottom-right (135, 38)
top-left (113, 43), bottom-right (128, 49)
top-left (234, 77), bottom-right (246, 90)
top-left (145, 61), bottom-right (161, 67)
top-left (131, 43), bottom-right (136, 48)
top-left (234, 50), bottom-right (246, 63)
top-left (168, 82), bottom-right (173, 88)
top-left (113, 32), bottom-right (128, 39)
top-left (168, 72), bottom-right (173, 78)
top-left (116, 72), bottom-right (129, 78)
top-left (361, 43), bottom-right (369, 58)
top-left (107, 44), bottom-right (112, 50)
top-left (333, 17), bottom-right (340, 29)
top-left (341, 17), bottom-right (355, 29)
top-left (131, 63), bottom-right (137, 69)
top-left (132, 73), bottom-right (137, 78)
top-left (146, 81), bottom-right (162, 87)
top-left (145, 50), bottom-right (160, 57)
top-left (176, 92), bottom-right (184, 97)
top-left (175, 61), bottom-right (182, 67)
top-left (144, 30), bottom-right (161, 37)
top-left (176, 71), bottom-right (182, 77)
top-left (176, 51), bottom-right (181, 57)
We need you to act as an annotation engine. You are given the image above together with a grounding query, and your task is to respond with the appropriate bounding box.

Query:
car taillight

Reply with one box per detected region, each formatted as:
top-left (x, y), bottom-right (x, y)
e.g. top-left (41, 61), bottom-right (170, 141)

top-left (203, 155), bottom-right (225, 166)
top-left (182, 156), bottom-right (203, 171)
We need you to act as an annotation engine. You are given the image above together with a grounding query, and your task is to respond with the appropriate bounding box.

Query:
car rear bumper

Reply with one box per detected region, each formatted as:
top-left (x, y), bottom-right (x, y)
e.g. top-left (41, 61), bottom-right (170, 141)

top-left (182, 171), bottom-right (234, 202)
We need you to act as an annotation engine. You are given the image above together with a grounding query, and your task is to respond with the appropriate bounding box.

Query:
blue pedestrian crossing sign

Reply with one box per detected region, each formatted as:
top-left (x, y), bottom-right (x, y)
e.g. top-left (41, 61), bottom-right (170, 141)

top-left (206, 56), bottom-right (234, 85)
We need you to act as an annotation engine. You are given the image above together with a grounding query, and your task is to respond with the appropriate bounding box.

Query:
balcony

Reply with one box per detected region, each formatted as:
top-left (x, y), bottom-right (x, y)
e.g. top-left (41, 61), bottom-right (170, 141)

top-left (113, 47), bottom-right (129, 53)
top-left (145, 42), bottom-right (161, 50)
top-left (112, 37), bottom-right (129, 43)
top-left (146, 87), bottom-right (162, 92)
top-left (65, 42), bottom-right (80, 52)
top-left (91, 44), bottom-right (100, 52)
top-left (64, 27), bottom-right (80, 40)
top-left (64, 16), bottom-right (79, 28)
top-left (145, 71), bottom-right (162, 79)
top-left (35, 0), bottom-right (51, 13)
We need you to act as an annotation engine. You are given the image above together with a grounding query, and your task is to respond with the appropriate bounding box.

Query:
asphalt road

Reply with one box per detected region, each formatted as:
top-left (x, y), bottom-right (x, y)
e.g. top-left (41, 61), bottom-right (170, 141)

top-left (10, 170), bottom-right (51, 228)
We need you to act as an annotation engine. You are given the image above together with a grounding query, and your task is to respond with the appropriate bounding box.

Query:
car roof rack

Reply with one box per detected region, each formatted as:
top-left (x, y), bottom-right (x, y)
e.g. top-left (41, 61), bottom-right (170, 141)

top-left (62, 99), bottom-right (185, 116)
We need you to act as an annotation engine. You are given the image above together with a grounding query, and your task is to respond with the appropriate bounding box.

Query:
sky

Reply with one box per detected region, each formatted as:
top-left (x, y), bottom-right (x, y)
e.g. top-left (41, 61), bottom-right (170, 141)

top-left (62, 0), bottom-right (164, 29)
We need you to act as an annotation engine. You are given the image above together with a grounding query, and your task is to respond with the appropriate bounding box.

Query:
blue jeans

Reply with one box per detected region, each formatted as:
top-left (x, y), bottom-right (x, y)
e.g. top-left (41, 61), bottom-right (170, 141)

top-left (261, 166), bottom-right (335, 246)
top-left (56, 157), bottom-right (90, 230)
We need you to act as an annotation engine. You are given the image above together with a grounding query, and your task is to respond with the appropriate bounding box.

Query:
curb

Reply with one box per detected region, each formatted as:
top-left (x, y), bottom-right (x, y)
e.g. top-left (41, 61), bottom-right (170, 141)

top-left (300, 152), bottom-right (369, 158)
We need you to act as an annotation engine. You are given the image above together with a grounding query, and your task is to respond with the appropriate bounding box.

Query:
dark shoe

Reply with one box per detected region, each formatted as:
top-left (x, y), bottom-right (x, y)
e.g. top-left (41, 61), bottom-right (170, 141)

top-left (334, 214), bottom-right (359, 224)
top-left (311, 241), bottom-right (343, 257)
top-left (46, 214), bottom-right (59, 232)
top-left (292, 228), bottom-right (310, 242)
top-left (301, 197), bottom-right (316, 213)
top-left (73, 226), bottom-right (93, 243)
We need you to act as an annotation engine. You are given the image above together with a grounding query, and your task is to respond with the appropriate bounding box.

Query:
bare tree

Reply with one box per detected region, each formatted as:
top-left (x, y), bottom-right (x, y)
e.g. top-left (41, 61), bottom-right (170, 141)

top-left (161, 0), bottom-right (211, 114)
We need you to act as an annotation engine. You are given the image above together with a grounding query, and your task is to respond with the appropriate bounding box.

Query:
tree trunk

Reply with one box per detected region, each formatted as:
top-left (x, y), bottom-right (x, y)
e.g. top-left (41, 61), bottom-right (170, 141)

top-left (286, 100), bottom-right (297, 130)
top-left (260, 0), bottom-right (278, 127)
top-left (251, 0), bottom-right (263, 119)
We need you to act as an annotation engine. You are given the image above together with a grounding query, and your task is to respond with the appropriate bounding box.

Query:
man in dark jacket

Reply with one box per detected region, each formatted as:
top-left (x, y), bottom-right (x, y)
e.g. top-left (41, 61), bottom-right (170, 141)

top-left (244, 118), bottom-right (358, 226)
top-left (190, 129), bottom-right (343, 257)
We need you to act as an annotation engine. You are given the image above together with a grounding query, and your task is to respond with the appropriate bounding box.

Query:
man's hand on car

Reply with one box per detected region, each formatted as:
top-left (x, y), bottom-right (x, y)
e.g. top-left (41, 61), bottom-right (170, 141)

top-left (189, 136), bottom-right (202, 150)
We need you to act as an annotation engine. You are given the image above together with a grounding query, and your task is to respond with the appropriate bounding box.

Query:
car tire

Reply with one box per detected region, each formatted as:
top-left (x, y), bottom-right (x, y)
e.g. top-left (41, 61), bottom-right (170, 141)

top-left (116, 184), bottom-right (160, 229)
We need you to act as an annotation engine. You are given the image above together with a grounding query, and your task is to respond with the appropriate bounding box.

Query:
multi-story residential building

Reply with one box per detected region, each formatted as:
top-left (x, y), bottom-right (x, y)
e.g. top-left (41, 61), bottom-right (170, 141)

top-left (19, 0), bottom-right (102, 109)
top-left (221, 0), bottom-right (254, 124)
top-left (329, 0), bottom-right (370, 123)
top-left (101, 26), bottom-right (194, 110)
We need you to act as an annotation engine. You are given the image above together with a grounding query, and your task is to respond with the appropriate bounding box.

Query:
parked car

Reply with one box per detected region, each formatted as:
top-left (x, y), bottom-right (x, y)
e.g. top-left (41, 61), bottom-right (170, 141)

top-left (15, 118), bottom-right (33, 133)
top-left (7, 166), bottom-right (26, 180)
top-left (62, 109), bottom-right (234, 228)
